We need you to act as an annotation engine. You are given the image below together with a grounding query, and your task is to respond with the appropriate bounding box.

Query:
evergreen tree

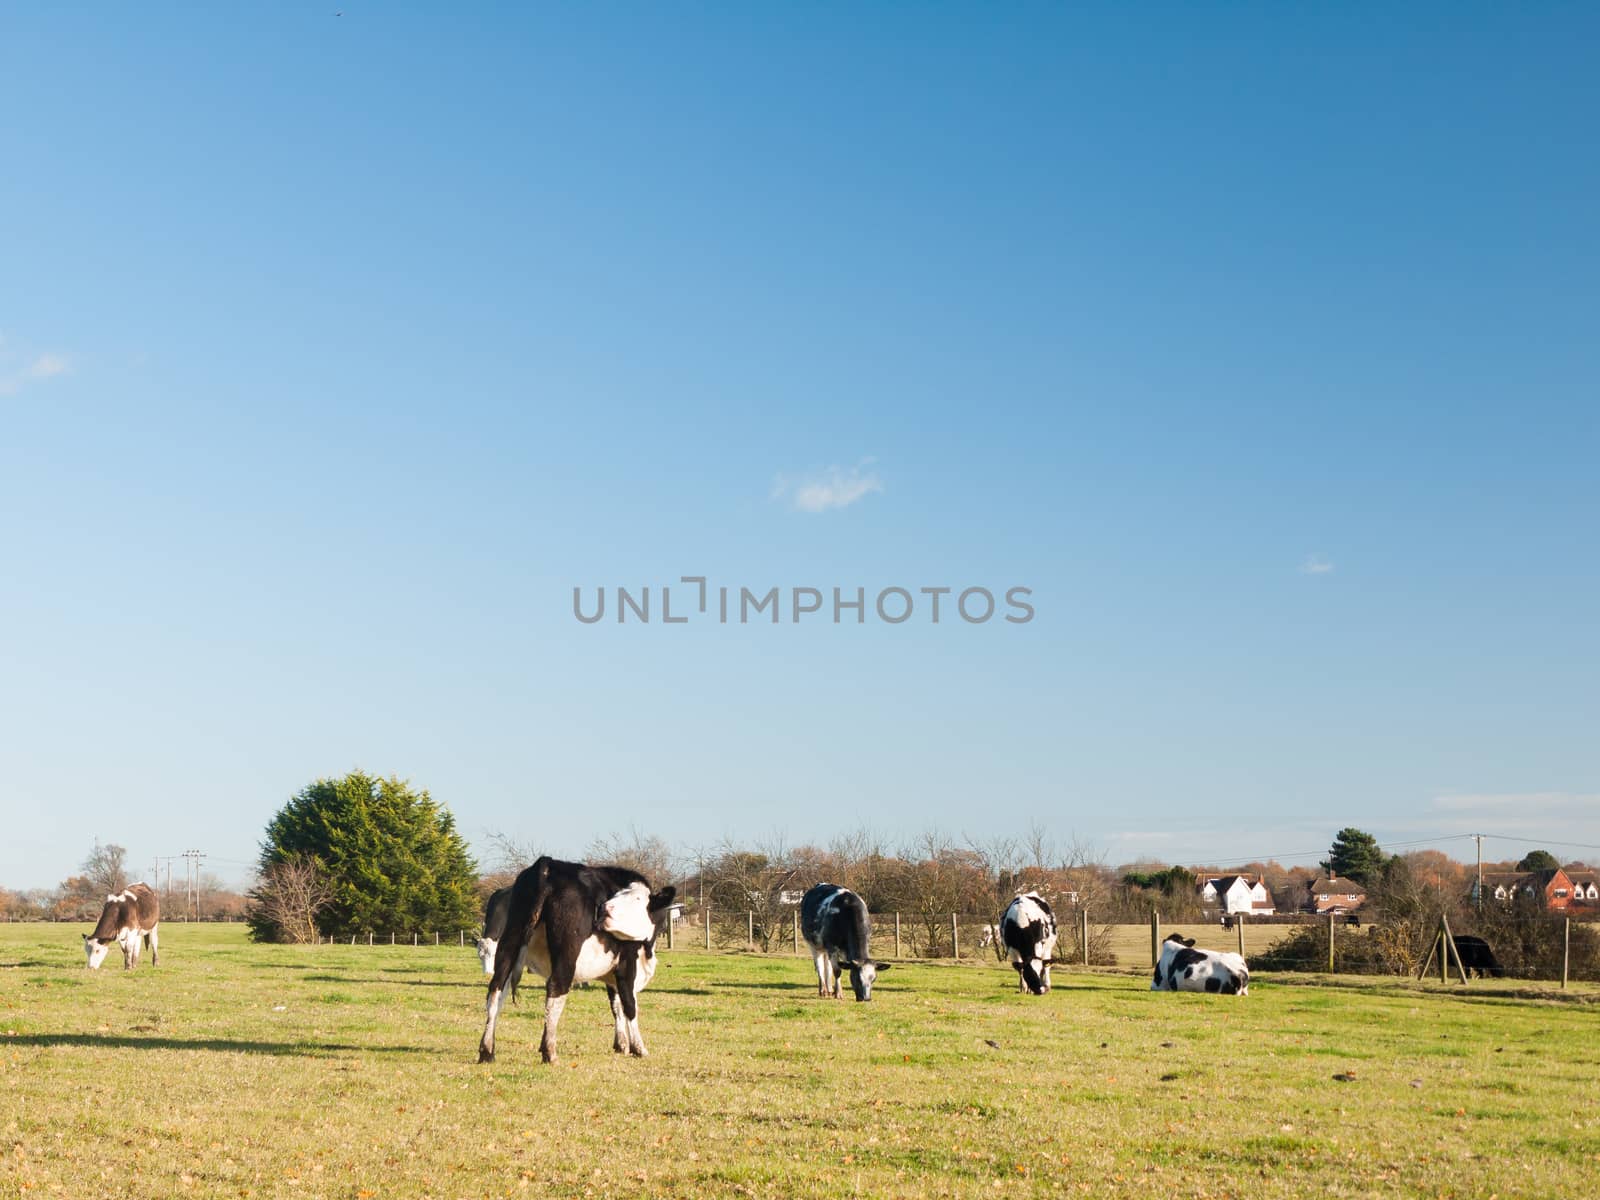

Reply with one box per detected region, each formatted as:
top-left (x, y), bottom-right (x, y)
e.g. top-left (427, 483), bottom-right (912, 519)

top-left (1322, 827), bottom-right (1387, 886)
top-left (1515, 849), bottom-right (1559, 872)
top-left (251, 771), bottom-right (478, 940)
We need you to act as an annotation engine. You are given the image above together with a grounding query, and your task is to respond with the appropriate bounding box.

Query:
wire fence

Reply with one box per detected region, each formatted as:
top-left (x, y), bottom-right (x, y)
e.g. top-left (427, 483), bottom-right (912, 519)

top-left (277, 906), bottom-right (1600, 987)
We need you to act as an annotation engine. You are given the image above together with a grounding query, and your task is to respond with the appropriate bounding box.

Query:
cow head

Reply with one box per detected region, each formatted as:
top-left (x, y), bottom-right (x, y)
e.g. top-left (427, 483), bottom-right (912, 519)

top-left (1014, 955), bottom-right (1049, 995)
top-left (83, 935), bottom-right (112, 970)
top-left (842, 959), bottom-right (890, 1001)
top-left (475, 936), bottom-right (499, 976)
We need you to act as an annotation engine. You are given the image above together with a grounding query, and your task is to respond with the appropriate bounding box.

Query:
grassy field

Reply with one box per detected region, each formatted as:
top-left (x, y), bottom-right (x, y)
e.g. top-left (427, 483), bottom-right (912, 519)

top-left (4, 924), bottom-right (1597, 1199)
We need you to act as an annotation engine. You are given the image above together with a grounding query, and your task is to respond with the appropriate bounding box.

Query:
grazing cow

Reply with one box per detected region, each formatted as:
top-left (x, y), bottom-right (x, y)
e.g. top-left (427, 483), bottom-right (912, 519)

top-left (1000, 892), bottom-right (1058, 994)
top-left (84, 883), bottom-right (160, 970)
top-left (1151, 933), bottom-right (1249, 995)
top-left (1452, 934), bottom-right (1506, 978)
top-left (800, 883), bottom-right (890, 1001)
top-left (477, 857), bottom-right (676, 1065)
top-left (976, 923), bottom-right (1007, 961)
top-left (475, 886), bottom-right (526, 1002)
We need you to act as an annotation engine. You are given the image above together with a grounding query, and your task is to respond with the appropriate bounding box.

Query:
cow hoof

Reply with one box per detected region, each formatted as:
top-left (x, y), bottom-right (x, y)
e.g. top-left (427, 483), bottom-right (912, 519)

top-left (541, 1051), bottom-right (557, 1065)
top-left (477, 1046), bottom-right (494, 1064)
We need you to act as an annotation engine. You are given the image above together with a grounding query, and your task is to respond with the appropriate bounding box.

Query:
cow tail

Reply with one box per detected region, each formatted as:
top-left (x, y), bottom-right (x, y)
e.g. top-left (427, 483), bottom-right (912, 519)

top-left (525, 857), bottom-right (553, 930)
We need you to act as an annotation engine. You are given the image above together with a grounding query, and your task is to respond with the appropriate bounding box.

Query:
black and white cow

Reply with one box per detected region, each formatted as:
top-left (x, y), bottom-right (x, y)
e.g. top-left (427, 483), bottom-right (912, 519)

top-left (999, 892), bottom-right (1058, 994)
top-left (1452, 934), bottom-right (1506, 978)
top-left (475, 885), bottom-right (527, 1002)
top-left (477, 856), bottom-right (676, 1065)
top-left (800, 883), bottom-right (890, 1001)
top-left (1151, 933), bottom-right (1249, 995)
top-left (476, 886), bottom-right (512, 975)
top-left (84, 883), bottom-right (160, 970)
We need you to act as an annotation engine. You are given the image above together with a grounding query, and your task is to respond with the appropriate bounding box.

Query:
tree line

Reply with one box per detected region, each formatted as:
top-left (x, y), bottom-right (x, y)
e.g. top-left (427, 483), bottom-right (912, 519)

top-left (7, 778), bottom-right (1590, 978)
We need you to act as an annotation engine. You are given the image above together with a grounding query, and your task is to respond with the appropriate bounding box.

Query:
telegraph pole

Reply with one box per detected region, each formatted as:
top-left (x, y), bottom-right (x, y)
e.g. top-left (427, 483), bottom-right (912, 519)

top-left (1474, 834), bottom-right (1484, 909)
top-left (181, 850), bottom-right (205, 920)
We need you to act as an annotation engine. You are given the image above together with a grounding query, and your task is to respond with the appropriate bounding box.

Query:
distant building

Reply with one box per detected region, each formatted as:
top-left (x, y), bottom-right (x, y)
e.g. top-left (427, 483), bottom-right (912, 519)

top-left (1199, 874), bottom-right (1275, 916)
top-left (1565, 870), bottom-right (1600, 907)
top-left (1304, 874), bottom-right (1367, 915)
top-left (1473, 868), bottom-right (1578, 911)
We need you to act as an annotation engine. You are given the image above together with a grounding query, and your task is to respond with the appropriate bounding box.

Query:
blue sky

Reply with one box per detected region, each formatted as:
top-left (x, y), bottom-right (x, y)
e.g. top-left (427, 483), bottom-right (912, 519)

top-left (2, 5), bottom-right (1596, 889)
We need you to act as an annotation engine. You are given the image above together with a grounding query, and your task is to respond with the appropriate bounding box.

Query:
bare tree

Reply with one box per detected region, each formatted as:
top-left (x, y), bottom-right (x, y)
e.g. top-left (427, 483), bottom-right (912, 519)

top-left (246, 856), bottom-right (333, 944)
top-left (81, 841), bottom-right (128, 897)
top-left (703, 834), bottom-right (816, 951)
top-left (898, 830), bottom-right (988, 956)
top-left (586, 827), bottom-right (679, 887)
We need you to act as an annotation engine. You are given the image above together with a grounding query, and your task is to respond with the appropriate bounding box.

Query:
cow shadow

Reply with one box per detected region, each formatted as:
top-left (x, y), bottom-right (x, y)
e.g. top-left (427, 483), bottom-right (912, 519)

top-left (0, 959), bottom-right (57, 968)
top-left (712, 981), bottom-right (812, 991)
top-left (299, 973), bottom-right (472, 989)
top-left (9, 1033), bottom-right (426, 1057)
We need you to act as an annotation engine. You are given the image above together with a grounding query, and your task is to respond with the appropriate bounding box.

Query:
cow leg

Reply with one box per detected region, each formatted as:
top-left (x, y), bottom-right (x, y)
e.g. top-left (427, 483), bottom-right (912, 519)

top-left (147, 928), bottom-right (159, 967)
top-left (614, 956), bottom-right (647, 1057)
top-left (607, 985), bottom-right (628, 1053)
top-left (538, 949), bottom-right (576, 1065)
top-left (539, 988), bottom-right (569, 1064)
top-left (479, 920), bottom-right (529, 1064)
top-left (1042, 963), bottom-right (1052, 993)
top-left (812, 948), bottom-right (830, 998)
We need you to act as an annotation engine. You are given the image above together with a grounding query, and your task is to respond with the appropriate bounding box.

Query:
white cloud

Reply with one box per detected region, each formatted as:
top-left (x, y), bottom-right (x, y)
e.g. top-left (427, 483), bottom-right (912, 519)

top-left (27, 353), bottom-right (69, 380)
top-left (772, 460), bottom-right (883, 513)
top-left (0, 340), bottom-right (72, 397)
top-left (1299, 554), bottom-right (1334, 575)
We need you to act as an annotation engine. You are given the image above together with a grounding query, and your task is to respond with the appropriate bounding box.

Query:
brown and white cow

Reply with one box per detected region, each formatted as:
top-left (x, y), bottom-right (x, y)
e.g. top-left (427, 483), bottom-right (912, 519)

top-left (84, 883), bottom-right (160, 970)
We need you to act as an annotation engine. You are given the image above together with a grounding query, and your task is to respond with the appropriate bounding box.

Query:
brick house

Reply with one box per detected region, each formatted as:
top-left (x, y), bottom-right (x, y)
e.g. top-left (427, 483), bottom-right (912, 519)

top-left (1304, 874), bottom-right (1367, 915)
top-left (1473, 868), bottom-right (1577, 911)
top-left (1565, 870), bottom-right (1600, 908)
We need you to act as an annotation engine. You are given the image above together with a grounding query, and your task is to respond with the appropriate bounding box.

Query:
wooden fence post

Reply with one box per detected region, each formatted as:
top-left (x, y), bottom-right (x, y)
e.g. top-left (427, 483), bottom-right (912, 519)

top-left (705, 907), bottom-right (712, 951)
top-left (1150, 910), bottom-right (1160, 969)
top-left (1562, 917), bottom-right (1570, 989)
top-left (413, 932), bottom-right (418, 947)
top-left (1440, 913), bottom-right (1468, 984)
top-left (368, 931), bottom-right (373, 946)
top-left (894, 913), bottom-right (901, 958)
top-left (793, 909), bottom-right (800, 955)
top-left (1081, 909), bottom-right (1089, 966)
top-left (951, 914), bottom-right (959, 959)
top-left (460, 929), bottom-right (465, 947)
top-left (748, 910), bottom-right (755, 949)
top-left (1328, 913), bottom-right (1336, 972)
top-left (1237, 912), bottom-right (1246, 958)
top-left (667, 912), bottom-right (675, 951)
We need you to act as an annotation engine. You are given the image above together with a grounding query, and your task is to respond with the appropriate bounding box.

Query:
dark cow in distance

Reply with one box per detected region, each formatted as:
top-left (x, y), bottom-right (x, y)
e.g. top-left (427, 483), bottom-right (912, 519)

top-left (1152, 933), bottom-right (1248, 995)
top-left (475, 886), bottom-right (525, 1002)
top-left (85, 883), bottom-right (160, 970)
top-left (1000, 892), bottom-right (1058, 994)
top-left (800, 883), bottom-right (890, 1001)
top-left (478, 857), bottom-right (675, 1065)
top-left (476, 886), bottom-right (512, 976)
top-left (1452, 935), bottom-right (1506, 978)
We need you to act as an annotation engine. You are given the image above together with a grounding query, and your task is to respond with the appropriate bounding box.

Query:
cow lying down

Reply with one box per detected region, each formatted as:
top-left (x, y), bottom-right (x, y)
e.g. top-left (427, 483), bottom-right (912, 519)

top-left (478, 856), bottom-right (675, 1065)
top-left (1151, 933), bottom-right (1249, 995)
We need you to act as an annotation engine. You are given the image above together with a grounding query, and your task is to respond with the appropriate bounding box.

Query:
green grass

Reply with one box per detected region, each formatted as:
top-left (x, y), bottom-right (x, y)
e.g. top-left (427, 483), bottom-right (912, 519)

top-left (4, 924), bottom-right (1597, 1199)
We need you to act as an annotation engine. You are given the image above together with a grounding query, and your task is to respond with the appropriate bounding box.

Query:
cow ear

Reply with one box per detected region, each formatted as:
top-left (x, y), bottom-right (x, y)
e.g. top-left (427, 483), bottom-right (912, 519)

top-left (841, 960), bottom-right (858, 970)
top-left (874, 962), bottom-right (891, 972)
top-left (1182, 937), bottom-right (1196, 947)
top-left (647, 886), bottom-right (677, 913)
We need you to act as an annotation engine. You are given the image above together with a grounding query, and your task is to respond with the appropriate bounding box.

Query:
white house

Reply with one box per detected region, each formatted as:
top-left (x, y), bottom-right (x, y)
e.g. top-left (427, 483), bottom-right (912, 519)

top-left (1199, 874), bottom-right (1275, 916)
